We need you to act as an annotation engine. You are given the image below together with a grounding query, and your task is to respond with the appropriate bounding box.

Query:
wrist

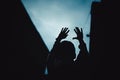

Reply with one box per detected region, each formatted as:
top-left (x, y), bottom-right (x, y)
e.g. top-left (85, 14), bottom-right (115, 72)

top-left (56, 37), bottom-right (61, 42)
top-left (78, 39), bottom-right (84, 43)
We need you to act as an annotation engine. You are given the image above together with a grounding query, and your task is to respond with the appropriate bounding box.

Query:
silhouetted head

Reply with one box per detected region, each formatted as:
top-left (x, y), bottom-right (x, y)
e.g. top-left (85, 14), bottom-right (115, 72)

top-left (56, 41), bottom-right (76, 63)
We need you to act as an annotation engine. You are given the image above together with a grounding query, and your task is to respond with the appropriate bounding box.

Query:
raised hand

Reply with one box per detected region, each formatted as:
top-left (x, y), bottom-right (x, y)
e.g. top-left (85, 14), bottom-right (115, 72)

top-left (56, 27), bottom-right (70, 41)
top-left (73, 27), bottom-right (83, 42)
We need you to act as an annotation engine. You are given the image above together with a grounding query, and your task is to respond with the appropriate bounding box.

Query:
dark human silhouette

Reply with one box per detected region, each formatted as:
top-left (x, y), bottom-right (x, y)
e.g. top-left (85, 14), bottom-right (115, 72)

top-left (47, 27), bottom-right (91, 80)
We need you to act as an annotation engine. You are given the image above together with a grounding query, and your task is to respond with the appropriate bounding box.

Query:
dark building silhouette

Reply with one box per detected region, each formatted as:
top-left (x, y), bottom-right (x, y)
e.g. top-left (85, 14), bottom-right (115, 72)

top-left (7, 1), bottom-right (49, 80)
top-left (90, 0), bottom-right (118, 80)
top-left (90, 1), bottom-right (105, 80)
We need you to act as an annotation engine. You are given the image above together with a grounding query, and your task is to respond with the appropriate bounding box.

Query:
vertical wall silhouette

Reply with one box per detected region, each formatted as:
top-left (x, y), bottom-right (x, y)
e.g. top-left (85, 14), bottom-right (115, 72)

top-left (90, 0), bottom-right (118, 80)
top-left (7, 0), bottom-right (49, 80)
top-left (90, 1), bottom-right (105, 80)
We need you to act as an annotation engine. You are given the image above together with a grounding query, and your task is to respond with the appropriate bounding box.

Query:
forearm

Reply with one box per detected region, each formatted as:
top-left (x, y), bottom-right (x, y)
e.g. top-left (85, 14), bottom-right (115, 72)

top-left (47, 38), bottom-right (61, 71)
top-left (76, 39), bottom-right (89, 61)
top-left (78, 39), bottom-right (88, 56)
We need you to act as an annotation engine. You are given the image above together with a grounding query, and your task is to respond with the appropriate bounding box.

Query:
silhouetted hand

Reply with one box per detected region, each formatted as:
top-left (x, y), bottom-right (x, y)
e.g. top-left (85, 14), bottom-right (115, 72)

top-left (73, 27), bottom-right (83, 42)
top-left (56, 27), bottom-right (70, 41)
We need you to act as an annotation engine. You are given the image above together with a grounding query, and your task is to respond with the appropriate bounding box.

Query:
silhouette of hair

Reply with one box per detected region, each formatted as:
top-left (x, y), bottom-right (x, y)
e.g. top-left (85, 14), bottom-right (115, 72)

top-left (56, 41), bottom-right (76, 61)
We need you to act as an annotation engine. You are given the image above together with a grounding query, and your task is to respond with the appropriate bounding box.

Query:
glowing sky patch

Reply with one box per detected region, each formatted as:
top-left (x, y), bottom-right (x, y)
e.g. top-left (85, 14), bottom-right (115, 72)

top-left (21, 0), bottom-right (101, 57)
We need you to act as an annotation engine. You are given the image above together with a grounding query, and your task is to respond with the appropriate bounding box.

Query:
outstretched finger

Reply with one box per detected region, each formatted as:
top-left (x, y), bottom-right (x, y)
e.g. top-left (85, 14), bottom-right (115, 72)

top-left (72, 37), bottom-right (77, 40)
top-left (76, 27), bottom-right (80, 33)
top-left (65, 29), bottom-right (70, 34)
top-left (64, 27), bottom-right (68, 32)
top-left (74, 29), bottom-right (78, 34)
top-left (61, 27), bottom-right (64, 32)
top-left (81, 28), bottom-right (83, 33)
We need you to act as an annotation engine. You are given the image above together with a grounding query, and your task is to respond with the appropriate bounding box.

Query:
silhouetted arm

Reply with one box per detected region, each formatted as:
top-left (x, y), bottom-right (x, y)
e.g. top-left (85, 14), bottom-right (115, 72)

top-left (47, 27), bottom-right (69, 73)
top-left (73, 27), bottom-right (89, 62)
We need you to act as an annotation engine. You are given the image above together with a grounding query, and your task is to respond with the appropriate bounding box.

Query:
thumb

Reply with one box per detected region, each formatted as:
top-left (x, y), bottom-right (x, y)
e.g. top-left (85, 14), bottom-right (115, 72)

top-left (72, 37), bottom-right (78, 40)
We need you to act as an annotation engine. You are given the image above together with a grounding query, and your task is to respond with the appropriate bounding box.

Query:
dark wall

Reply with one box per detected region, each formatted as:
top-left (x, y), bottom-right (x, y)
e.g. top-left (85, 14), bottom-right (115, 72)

top-left (7, 1), bottom-right (49, 80)
top-left (90, 0), bottom-right (118, 80)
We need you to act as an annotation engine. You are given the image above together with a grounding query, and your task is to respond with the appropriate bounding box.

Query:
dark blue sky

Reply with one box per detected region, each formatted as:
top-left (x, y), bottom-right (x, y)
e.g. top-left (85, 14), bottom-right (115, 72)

top-left (22, 0), bottom-right (101, 57)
